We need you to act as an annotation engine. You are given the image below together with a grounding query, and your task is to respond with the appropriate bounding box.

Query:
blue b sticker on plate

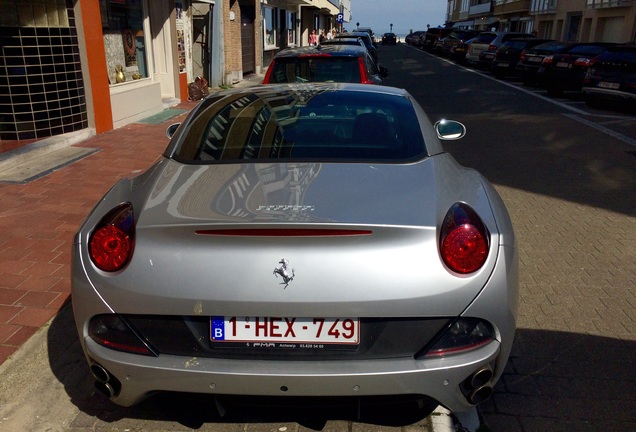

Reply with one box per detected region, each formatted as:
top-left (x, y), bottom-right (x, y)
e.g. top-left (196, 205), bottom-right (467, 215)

top-left (211, 316), bottom-right (225, 340)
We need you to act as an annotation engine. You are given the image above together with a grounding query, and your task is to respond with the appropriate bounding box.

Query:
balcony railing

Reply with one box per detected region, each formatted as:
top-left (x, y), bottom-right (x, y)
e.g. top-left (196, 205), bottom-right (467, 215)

top-left (586, 0), bottom-right (633, 8)
top-left (530, 0), bottom-right (558, 13)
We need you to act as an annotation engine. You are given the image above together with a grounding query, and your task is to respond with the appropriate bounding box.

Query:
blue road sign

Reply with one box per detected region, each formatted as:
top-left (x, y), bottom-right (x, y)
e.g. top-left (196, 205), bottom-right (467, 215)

top-left (336, 13), bottom-right (344, 23)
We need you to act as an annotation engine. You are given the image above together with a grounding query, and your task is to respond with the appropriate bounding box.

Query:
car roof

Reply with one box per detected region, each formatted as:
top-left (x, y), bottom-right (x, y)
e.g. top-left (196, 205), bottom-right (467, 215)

top-left (274, 44), bottom-right (369, 59)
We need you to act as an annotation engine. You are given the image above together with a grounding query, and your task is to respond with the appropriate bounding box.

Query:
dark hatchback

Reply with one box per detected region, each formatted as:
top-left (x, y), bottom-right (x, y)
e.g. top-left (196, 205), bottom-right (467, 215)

top-left (491, 38), bottom-right (553, 79)
top-left (515, 40), bottom-right (571, 85)
top-left (262, 45), bottom-right (387, 85)
top-left (582, 44), bottom-right (636, 110)
top-left (537, 42), bottom-right (617, 96)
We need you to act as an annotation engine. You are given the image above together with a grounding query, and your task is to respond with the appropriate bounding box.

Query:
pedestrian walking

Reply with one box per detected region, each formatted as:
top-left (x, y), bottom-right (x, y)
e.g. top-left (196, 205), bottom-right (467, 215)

top-left (309, 29), bottom-right (317, 46)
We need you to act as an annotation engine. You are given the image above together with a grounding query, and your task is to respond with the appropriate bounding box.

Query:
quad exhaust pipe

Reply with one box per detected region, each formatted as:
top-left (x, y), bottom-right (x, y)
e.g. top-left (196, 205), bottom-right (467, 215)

top-left (463, 366), bottom-right (494, 405)
top-left (90, 363), bottom-right (121, 399)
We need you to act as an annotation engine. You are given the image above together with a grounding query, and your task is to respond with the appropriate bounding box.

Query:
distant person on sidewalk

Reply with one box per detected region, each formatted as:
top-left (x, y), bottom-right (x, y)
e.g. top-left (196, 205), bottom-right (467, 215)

top-left (309, 30), bottom-right (317, 46)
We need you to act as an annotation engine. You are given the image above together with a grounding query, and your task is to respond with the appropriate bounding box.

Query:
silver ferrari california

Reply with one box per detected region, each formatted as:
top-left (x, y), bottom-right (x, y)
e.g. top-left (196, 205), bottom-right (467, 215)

top-left (72, 83), bottom-right (518, 412)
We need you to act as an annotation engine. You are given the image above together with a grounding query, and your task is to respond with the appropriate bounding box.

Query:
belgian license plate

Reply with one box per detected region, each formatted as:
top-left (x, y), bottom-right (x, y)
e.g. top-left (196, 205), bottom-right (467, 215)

top-left (556, 61), bottom-right (569, 68)
top-left (211, 316), bottom-right (360, 348)
top-left (497, 62), bottom-right (509, 68)
top-left (598, 81), bottom-right (620, 89)
top-left (528, 56), bottom-right (542, 63)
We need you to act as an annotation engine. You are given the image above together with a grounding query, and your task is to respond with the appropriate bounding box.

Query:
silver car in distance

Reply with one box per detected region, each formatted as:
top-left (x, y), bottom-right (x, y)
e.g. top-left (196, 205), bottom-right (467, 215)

top-left (72, 83), bottom-right (518, 412)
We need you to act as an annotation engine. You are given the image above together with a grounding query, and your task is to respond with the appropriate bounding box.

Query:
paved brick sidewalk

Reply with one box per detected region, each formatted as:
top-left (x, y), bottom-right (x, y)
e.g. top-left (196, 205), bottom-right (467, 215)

top-left (0, 100), bottom-right (199, 364)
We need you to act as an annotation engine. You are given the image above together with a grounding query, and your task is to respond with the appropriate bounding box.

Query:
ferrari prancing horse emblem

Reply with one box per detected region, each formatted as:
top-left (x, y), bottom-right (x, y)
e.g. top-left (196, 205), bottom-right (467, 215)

top-left (273, 259), bottom-right (295, 288)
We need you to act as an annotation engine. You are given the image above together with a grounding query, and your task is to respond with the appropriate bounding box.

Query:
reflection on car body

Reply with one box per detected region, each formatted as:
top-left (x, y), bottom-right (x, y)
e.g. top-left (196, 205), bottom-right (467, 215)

top-left (72, 83), bottom-right (518, 413)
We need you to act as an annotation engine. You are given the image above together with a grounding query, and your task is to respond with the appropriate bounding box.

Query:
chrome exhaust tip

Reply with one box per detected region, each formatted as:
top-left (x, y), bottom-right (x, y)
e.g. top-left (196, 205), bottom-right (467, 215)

top-left (468, 384), bottom-right (493, 405)
top-left (90, 364), bottom-right (110, 384)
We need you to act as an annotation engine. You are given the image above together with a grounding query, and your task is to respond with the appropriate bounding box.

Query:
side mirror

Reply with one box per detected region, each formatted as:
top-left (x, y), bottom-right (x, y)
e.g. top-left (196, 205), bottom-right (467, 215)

top-left (379, 66), bottom-right (389, 78)
top-left (434, 120), bottom-right (466, 140)
top-left (166, 123), bottom-right (180, 139)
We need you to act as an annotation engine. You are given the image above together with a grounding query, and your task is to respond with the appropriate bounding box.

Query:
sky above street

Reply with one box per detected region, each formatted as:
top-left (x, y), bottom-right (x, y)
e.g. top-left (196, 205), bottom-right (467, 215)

top-left (346, 0), bottom-right (447, 36)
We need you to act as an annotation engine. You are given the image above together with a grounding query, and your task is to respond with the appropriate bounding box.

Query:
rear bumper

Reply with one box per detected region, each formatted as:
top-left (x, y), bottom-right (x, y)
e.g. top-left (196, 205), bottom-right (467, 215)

top-left (84, 337), bottom-right (502, 412)
top-left (582, 87), bottom-right (636, 103)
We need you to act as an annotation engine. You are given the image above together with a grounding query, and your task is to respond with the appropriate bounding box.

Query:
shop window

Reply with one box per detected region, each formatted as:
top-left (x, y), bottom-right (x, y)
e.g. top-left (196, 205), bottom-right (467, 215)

top-left (263, 6), bottom-right (277, 49)
top-left (100, 0), bottom-right (148, 84)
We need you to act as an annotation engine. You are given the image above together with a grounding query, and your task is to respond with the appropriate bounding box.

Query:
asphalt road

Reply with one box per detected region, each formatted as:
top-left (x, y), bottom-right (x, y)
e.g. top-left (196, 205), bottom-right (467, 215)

top-left (381, 44), bottom-right (636, 430)
top-left (0, 43), bottom-right (634, 431)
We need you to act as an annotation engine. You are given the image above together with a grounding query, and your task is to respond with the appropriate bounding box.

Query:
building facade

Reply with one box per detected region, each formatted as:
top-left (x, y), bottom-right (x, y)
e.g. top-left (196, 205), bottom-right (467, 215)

top-left (446, 0), bottom-right (636, 42)
top-left (0, 0), bottom-right (342, 145)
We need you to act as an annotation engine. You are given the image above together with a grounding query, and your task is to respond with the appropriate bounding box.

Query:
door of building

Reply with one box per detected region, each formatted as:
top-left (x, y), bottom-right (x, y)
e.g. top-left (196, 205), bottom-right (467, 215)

top-left (192, 3), bottom-right (214, 82)
top-left (241, 5), bottom-right (255, 74)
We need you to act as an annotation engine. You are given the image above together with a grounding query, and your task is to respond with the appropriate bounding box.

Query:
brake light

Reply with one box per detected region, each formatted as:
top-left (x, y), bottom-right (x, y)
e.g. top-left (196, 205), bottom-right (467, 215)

top-left (488, 44), bottom-right (497, 52)
top-left (89, 203), bottom-right (135, 272)
top-left (519, 52), bottom-right (526, 61)
top-left (358, 57), bottom-right (373, 84)
top-left (573, 57), bottom-right (591, 68)
top-left (440, 203), bottom-right (489, 274)
top-left (542, 55), bottom-right (554, 65)
top-left (262, 61), bottom-right (275, 83)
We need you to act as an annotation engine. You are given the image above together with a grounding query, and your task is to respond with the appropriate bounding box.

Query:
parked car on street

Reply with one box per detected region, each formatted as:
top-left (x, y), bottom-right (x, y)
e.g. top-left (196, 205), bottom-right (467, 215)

top-left (582, 43), bottom-right (636, 109)
top-left (381, 32), bottom-right (397, 45)
top-left (468, 32), bottom-right (536, 68)
top-left (490, 38), bottom-right (553, 79)
top-left (515, 40), bottom-right (571, 85)
top-left (405, 30), bottom-right (425, 47)
top-left (321, 36), bottom-right (366, 50)
top-left (421, 27), bottom-right (454, 51)
top-left (449, 36), bottom-right (478, 63)
top-left (335, 31), bottom-right (378, 63)
top-left (537, 42), bottom-right (617, 96)
top-left (439, 30), bottom-right (481, 57)
top-left (262, 45), bottom-right (387, 85)
top-left (72, 83), bottom-right (518, 412)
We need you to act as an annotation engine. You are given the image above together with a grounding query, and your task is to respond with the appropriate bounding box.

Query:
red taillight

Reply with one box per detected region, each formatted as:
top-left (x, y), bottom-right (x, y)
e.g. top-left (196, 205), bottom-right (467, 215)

top-left (440, 203), bottom-right (489, 274)
top-left (573, 57), bottom-right (591, 68)
top-left (542, 55), bottom-right (554, 65)
top-left (358, 57), bottom-right (373, 84)
top-left (89, 203), bottom-right (135, 272)
top-left (262, 61), bottom-right (274, 84)
top-left (488, 44), bottom-right (497, 52)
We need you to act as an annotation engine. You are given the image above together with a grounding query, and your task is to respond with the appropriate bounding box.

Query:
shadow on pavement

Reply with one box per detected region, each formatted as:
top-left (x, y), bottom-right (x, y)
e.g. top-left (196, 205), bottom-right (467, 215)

top-left (46, 303), bottom-right (436, 430)
top-left (47, 303), bottom-right (636, 430)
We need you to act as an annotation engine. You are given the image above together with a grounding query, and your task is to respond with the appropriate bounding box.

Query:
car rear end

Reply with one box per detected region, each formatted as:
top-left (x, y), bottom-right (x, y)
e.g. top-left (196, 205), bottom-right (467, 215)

top-left (465, 32), bottom-right (497, 66)
top-left (582, 44), bottom-right (636, 108)
top-left (478, 32), bottom-right (535, 69)
top-left (516, 41), bottom-right (570, 85)
top-left (262, 46), bottom-right (383, 85)
top-left (72, 85), bottom-right (518, 412)
top-left (538, 43), bottom-right (617, 95)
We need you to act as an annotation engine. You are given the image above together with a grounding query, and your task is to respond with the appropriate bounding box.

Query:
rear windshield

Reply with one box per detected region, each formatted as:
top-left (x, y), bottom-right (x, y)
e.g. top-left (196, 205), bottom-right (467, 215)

top-left (171, 88), bottom-right (426, 163)
top-left (595, 48), bottom-right (636, 64)
top-left (475, 33), bottom-right (497, 44)
top-left (268, 57), bottom-right (361, 83)
top-left (567, 45), bottom-right (612, 56)
top-left (528, 41), bottom-right (569, 54)
top-left (505, 40), bottom-right (532, 50)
